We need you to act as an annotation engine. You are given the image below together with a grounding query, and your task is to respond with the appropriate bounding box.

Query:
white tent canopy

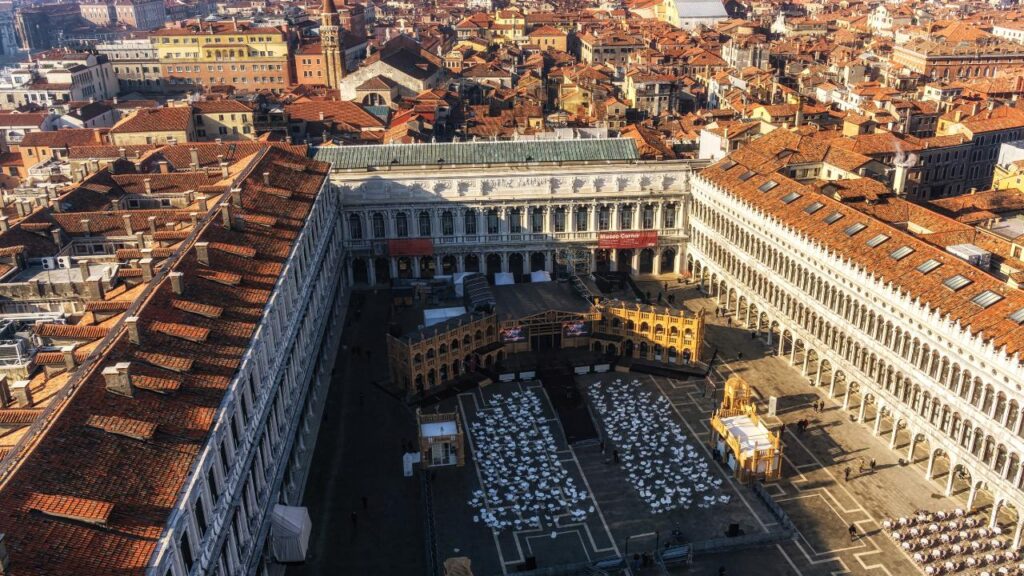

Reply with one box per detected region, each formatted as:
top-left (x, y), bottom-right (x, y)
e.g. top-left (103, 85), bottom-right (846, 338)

top-left (494, 272), bottom-right (515, 286)
top-left (270, 505), bottom-right (312, 563)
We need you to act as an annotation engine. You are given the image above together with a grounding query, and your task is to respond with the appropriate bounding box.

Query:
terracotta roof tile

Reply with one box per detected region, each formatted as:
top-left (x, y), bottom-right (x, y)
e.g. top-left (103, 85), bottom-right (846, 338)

top-left (149, 321), bottom-right (209, 343)
top-left (84, 414), bottom-right (157, 441)
top-left (25, 493), bottom-right (113, 525)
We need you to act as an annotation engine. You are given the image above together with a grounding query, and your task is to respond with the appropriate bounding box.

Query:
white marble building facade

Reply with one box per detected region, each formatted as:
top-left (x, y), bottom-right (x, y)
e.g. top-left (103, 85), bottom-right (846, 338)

top-left (333, 163), bottom-right (704, 285)
top-left (687, 172), bottom-right (1024, 545)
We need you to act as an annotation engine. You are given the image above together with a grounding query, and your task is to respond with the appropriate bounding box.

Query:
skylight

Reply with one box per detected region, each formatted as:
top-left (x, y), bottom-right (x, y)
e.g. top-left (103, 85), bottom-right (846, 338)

top-left (890, 246), bottom-right (914, 260)
top-left (844, 223), bottom-right (867, 236)
top-left (866, 233), bottom-right (890, 247)
top-left (943, 274), bottom-right (972, 291)
top-left (781, 191), bottom-right (802, 204)
top-left (1010, 307), bottom-right (1024, 324)
top-left (804, 202), bottom-right (824, 214)
top-left (739, 170), bottom-right (756, 181)
top-left (916, 259), bottom-right (942, 274)
top-left (971, 290), bottom-right (1003, 308)
top-left (824, 212), bottom-right (844, 224)
top-left (758, 180), bottom-right (779, 192)
top-left (721, 159), bottom-right (737, 170)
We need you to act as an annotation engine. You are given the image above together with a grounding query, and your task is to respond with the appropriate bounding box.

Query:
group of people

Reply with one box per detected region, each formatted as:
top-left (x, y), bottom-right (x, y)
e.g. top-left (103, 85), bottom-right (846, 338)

top-left (589, 378), bottom-right (730, 514)
top-left (883, 508), bottom-right (1022, 575)
top-left (467, 389), bottom-right (592, 532)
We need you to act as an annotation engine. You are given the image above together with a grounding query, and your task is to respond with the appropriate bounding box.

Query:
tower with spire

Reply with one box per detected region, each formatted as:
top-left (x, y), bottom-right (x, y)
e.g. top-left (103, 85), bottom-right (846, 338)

top-left (320, 0), bottom-right (345, 91)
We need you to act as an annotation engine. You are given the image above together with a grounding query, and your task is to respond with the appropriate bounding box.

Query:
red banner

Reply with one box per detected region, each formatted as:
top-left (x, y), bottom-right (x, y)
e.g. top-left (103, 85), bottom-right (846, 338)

top-left (387, 238), bottom-right (434, 257)
top-left (598, 231), bottom-right (658, 249)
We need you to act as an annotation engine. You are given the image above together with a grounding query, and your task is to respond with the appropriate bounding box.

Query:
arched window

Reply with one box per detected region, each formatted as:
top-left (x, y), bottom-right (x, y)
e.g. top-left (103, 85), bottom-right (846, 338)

top-left (418, 211), bottom-right (431, 237)
top-left (372, 212), bottom-right (386, 238)
top-left (349, 213), bottom-right (362, 239)
top-left (441, 211), bottom-right (454, 236)
top-left (464, 209), bottom-right (477, 235)
top-left (396, 212), bottom-right (409, 237)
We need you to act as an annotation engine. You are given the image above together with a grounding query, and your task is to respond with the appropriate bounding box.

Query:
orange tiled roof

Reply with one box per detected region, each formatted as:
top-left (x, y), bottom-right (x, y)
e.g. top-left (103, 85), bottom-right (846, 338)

top-left (0, 146), bottom-right (331, 574)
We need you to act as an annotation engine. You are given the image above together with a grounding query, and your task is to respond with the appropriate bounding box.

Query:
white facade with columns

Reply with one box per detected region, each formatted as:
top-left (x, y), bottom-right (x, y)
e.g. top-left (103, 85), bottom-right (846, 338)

top-left (332, 162), bottom-right (704, 285)
top-left (687, 172), bottom-right (1024, 546)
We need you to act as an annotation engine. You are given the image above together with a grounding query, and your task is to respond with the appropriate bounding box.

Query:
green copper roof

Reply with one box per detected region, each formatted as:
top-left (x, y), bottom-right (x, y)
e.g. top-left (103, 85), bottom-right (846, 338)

top-left (310, 138), bottom-right (641, 170)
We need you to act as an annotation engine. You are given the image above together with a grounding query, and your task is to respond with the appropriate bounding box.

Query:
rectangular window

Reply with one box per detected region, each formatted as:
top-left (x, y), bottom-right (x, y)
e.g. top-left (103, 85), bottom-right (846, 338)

top-left (866, 233), bottom-right (889, 247)
top-left (195, 496), bottom-right (208, 536)
top-left (598, 208), bottom-right (609, 230)
top-left (758, 180), bottom-right (779, 192)
top-left (844, 223), bottom-right (867, 236)
top-left (943, 274), bottom-right (972, 291)
top-left (971, 290), bottom-right (1003, 308)
top-left (781, 191), bottom-right (801, 204)
top-left (1009, 307), bottom-right (1024, 324)
top-left (890, 246), bottom-right (914, 260)
top-left (532, 211), bottom-right (544, 233)
top-left (916, 259), bottom-right (942, 274)
top-left (823, 212), bottom-right (843, 224)
top-left (739, 170), bottom-right (756, 181)
top-left (180, 531), bottom-right (194, 571)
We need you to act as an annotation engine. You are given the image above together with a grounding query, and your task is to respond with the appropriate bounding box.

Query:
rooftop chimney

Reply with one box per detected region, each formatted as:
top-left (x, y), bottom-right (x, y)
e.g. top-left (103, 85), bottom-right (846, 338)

top-left (48, 198), bottom-right (61, 213)
top-left (158, 160), bottom-right (169, 174)
top-left (230, 187), bottom-right (241, 205)
top-left (0, 216), bottom-right (8, 232)
top-left (215, 137), bottom-right (223, 145)
top-left (122, 214), bottom-right (133, 236)
top-left (102, 362), bottom-right (133, 397)
top-left (147, 216), bottom-right (157, 235)
top-left (169, 271), bottom-right (184, 295)
top-left (86, 274), bottom-right (104, 301)
top-left (11, 380), bottom-right (32, 408)
top-left (198, 194), bottom-right (208, 212)
top-left (262, 172), bottom-right (270, 185)
top-left (220, 160), bottom-right (229, 178)
top-left (189, 147), bottom-right (199, 169)
top-left (143, 178), bottom-right (152, 194)
top-left (118, 147), bottom-right (126, 159)
top-left (189, 212), bottom-right (198, 228)
top-left (195, 242), bottom-right (209, 266)
top-left (126, 315), bottom-right (140, 344)
top-left (0, 376), bottom-right (10, 409)
top-left (80, 219), bottom-right (91, 236)
top-left (139, 257), bottom-right (154, 282)
top-left (50, 228), bottom-right (62, 248)
top-left (220, 202), bottom-right (232, 229)
top-left (61, 345), bottom-right (76, 371)
top-left (14, 202), bottom-right (24, 218)
top-left (77, 259), bottom-right (89, 280)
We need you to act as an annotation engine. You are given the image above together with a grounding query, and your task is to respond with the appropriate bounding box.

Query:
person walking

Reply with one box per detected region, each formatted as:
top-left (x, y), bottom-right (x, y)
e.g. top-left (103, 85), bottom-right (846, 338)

top-left (844, 466), bottom-right (851, 482)
top-left (848, 523), bottom-right (858, 541)
top-left (869, 458), bottom-right (876, 473)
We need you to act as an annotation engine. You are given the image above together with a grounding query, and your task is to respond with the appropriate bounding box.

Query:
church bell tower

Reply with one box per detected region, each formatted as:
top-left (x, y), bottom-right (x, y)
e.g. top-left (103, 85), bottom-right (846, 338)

top-left (320, 0), bottom-right (346, 90)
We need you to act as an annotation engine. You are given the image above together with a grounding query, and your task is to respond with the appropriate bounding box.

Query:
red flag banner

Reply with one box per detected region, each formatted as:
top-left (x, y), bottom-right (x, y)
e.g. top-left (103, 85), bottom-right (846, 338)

top-left (387, 238), bottom-right (434, 256)
top-left (598, 231), bottom-right (658, 249)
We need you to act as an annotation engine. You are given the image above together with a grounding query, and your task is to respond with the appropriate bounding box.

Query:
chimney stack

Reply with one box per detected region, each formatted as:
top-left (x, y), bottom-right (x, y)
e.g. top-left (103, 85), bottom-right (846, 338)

top-left (0, 216), bottom-right (8, 232)
top-left (135, 231), bottom-right (146, 249)
top-left (147, 215), bottom-right (157, 235)
top-left (230, 187), bottom-right (242, 205)
top-left (169, 271), bottom-right (184, 294)
top-left (126, 315), bottom-right (141, 344)
top-left (118, 147), bottom-right (126, 159)
top-left (189, 147), bottom-right (199, 169)
top-left (220, 160), bottom-right (229, 178)
top-left (14, 202), bottom-right (24, 217)
top-left (195, 242), bottom-right (210, 266)
top-left (61, 345), bottom-right (76, 371)
top-left (77, 259), bottom-right (90, 281)
top-left (143, 178), bottom-right (152, 194)
top-left (189, 212), bottom-right (199, 228)
top-left (102, 362), bottom-right (133, 397)
top-left (198, 194), bottom-right (209, 212)
top-left (80, 219), bottom-right (91, 236)
top-left (50, 228), bottom-right (62, 248)
top-left (139, 257), bottom-right (154, 282)
top-left (0, 376), bottom-right (10, 408)
top-left (10, 380), bottom-right (32, 408)
top-left (158, 160), bottom-right (169, 174)
top-left (86, 275), bottom-right (104, 301)
top-left (262, 172), bottom-right (270, 185)
top-left (220, 202), bottom-right (232, 229)
top-left (122, 214), bottom-right (133, 235)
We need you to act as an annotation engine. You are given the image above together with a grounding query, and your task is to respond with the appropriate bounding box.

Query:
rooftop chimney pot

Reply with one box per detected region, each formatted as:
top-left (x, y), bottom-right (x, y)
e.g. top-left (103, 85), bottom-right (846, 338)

top-left (169, 271), bottom-right (184, 295)
top-left (195, 242), bottom-right (210, 266)
top-left (126, 315), bottom-right (141, 344)
top-left (10, 380), bottom-right (32, 408)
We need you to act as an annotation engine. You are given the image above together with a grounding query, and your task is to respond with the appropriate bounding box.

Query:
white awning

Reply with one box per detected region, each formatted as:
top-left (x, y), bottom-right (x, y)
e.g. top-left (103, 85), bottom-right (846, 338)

top-left (270, 505), bottom-right (312, 563)
top-left (530, 270), bottom-right (552, 283)
top-left (494, 272), bottom-right (515, 285)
